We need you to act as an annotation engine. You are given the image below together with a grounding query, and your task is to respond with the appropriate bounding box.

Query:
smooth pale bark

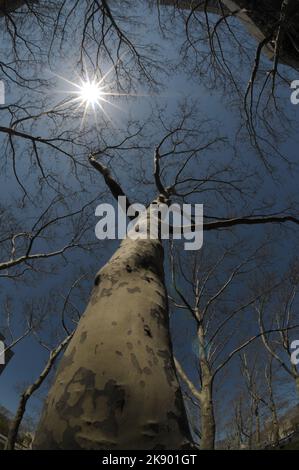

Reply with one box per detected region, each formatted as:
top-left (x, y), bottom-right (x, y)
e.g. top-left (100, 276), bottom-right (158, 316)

top-left (33, 230), bottom-right (191, 449)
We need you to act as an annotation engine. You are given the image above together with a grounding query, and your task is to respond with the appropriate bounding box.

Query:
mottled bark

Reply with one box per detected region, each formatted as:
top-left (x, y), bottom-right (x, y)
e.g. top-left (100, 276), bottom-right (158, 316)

top-left (34, 234), bottom-right (191, 449)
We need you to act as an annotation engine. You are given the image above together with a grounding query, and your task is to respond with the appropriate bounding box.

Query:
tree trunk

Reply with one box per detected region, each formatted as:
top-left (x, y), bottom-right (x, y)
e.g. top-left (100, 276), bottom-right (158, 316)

top-left (255, 405), bottom-right (261, 448)
top-left (33, 234), bottom-right (191, 449)
top-left (270, 405), bottom-right (280, 446)
top-left (197, 324), bottom-right (215, 450)
top-left (199, 381), bottom-right (215, 450)
top-left (5, 335), bottom-right (72, 450)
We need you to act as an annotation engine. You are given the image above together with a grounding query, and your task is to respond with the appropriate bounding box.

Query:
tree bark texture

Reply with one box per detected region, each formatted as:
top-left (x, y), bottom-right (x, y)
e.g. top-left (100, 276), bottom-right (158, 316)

top-left (34, 235), bottom-right (191, 449)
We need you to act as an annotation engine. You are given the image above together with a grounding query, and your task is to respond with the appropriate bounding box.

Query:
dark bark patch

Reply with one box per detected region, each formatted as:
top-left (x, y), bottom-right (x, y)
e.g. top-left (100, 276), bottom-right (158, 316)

top-left (127, 330), bottom-right (132, 336)
top-left (155, 289), bottom-right (164, 298)
top-left (33, 426), bottom-right (59, 450)
top-left (55, 375), bottom-right (126, 443)
top-left (144, 325), bottom-right (152, 338)
top-left (90, 292), bottom-right (99, 305)
top-left (62, 425), bottom-right (82, 449)
top-left (130, 353), bottom-right (142, 374)
top-left (150, 307), bottom-right (167, 328)
top-left (57, 346), bottom-right (76, 373)
top-left (115, 351), bottom-right (123, 356)
top-left (94, 274), bottom-right (101, 286)
top-left (139, 380), bottom-right (145, 388)
top-left (126, 342), bottom-right (133, 350)
top-left (146, 346), bottom-right (158, 365)
top-left (99, 287), bottom-right (113, 298)
top-left (158, 350), bottom-right (176, 386)
top-left (80, 331), bottom-right (87, 344)
top-left (126, 265), bottom-right (132, 273)
top-left (144, 422), bottom-right (160, 435)
top-left (127, 287), bottom-right (141, 294)
top-left (143, 367), bottom-right (152, 375)
top-left (118, 282), bottom-right (129, 288)
top-left (112, 321), bottom-right (117, 326)
top-left (167, 389), bottom-right (192, 439)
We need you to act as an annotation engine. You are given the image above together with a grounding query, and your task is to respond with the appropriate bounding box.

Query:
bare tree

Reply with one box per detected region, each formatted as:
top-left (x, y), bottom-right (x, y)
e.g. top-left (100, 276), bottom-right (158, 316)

top-left (30, 95), bottom-right (299, 448)
top-left (257, 265), bottom-right (299, 396)
top-left (4, 332), bottom-right (73, 450)
top-left (169, 240), bottom-right (276, 449)
top-left (1, 1), bottom-right (299, 452)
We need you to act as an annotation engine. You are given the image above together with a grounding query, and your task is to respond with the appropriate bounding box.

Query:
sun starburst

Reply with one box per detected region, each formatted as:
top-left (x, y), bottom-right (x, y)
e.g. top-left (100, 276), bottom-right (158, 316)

top-left (79, 78), bottom-right (105, 107)
top-left (53, 66), bottom-right (126, 126)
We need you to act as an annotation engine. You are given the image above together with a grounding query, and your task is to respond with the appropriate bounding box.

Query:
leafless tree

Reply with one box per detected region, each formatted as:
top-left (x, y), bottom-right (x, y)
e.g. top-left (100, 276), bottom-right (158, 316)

top-left (256, 262), bottom-right (299, 396)
top-left (169, 238), bottom-right (289, 449)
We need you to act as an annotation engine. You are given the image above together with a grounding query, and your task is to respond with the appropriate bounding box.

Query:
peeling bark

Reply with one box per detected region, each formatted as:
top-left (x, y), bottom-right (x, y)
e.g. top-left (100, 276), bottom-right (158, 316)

top-left (34, 233), bottom-right (192, 449)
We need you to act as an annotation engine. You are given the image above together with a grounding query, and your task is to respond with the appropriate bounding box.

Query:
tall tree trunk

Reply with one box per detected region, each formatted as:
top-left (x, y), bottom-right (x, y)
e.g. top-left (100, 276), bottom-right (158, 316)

top-left (33, 234), bottom-right (191, 449)
top-left (198, 322), bottom-right (215, 450)
top-left (270, 405), bottom-right (280, 446)
top-left (199, 380), bottom-right (215, 450)
top-left (255, 405), bottom-right (261, 448)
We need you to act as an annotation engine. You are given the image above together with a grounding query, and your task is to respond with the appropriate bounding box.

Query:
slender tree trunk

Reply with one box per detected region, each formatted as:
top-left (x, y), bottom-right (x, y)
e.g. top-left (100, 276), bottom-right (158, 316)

top-left (5, 335), bottom-right (72, 450)
top-left (255, 405), bottom-right (261, 448)
top-left (197, 322), bottom-right (215, 450)
top-left (248, 406), bottom-right (254, 450)
top-left (199, 380), bottom-right (215, 450)
top-left (270, 405), bottom-right (280, 446)
top-left (33, 233), bottom-right (191, 449)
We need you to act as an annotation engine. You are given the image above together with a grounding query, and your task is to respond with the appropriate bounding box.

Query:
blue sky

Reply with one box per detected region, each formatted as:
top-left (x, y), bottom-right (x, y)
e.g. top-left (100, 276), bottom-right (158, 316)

top-left (0, 1), bottom-right (299, 440)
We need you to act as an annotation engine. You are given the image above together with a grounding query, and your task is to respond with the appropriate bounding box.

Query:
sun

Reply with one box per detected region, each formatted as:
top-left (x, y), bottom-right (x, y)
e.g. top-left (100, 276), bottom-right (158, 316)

top-left (79, 79), bottom-right (104, 107)
top-left (53, 64), bottom-right (136, 125)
